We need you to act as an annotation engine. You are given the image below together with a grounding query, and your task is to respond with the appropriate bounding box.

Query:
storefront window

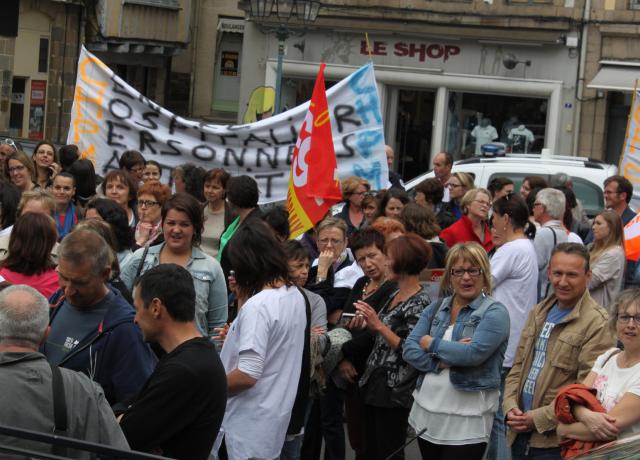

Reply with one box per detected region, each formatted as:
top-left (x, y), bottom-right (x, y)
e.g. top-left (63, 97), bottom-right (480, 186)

top-left (280, 77), bottom-right (337, 111)
top-left (445, 91), bottom-right (548, 160)
top-left (395, 89), bottom-right (435, 181)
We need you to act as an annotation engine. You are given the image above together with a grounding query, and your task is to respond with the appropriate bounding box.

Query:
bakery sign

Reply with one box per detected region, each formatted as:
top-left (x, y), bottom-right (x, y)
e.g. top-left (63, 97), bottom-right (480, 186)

top-left (360, 40), bottom-right (461, 63)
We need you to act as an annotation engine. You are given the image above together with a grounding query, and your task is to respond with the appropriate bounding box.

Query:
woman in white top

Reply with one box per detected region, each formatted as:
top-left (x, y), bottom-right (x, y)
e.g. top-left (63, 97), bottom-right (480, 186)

top-left (557, 289), bottom-right (640, 442)
top-left (486, 194), bottom-right (538, 460)
top-left (219, 221), bottom-right (307, 460)
top-left (588, 210), bottom-right (626, 311)
top-left (403, 243), bottom-right (510, 460)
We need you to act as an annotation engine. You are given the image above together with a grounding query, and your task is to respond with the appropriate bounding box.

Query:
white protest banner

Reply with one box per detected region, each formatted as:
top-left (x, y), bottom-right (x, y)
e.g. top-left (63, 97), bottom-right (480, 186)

top-left (67, 46), bottom-right (388, 203)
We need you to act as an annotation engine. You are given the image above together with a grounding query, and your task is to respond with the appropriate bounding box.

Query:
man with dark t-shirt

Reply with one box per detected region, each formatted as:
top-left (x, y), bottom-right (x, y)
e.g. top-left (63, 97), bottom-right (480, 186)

top-left (120, 264), bottom-right (227, 460)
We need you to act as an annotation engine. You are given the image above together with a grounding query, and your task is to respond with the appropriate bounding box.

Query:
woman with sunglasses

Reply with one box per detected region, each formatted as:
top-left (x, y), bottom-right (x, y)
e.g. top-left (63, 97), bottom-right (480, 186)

top-left (443, 172), bottom-right (475, 221)
top-left (337, 176), bottom-right (371, 237)
top-left (440, 188), bottom-right (494, 253)
top-left (404, 242), bottom-right (510, 460)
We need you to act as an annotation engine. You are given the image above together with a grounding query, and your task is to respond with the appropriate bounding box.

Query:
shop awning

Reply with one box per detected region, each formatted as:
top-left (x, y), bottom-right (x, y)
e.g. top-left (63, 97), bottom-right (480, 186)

top-left (217, 18), bottom-right (245, 34)
top-left (588, 62), bottom-right (640, 92)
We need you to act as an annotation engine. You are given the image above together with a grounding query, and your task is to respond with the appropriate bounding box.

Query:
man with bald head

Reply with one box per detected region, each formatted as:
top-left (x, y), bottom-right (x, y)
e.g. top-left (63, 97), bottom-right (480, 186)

top-left (0, 284), bottom-right (129, 455)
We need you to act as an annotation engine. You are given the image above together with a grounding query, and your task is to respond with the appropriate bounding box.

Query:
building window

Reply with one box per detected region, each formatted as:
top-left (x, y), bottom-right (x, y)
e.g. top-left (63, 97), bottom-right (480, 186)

top-left (631, 0), bottom-right (640, 9)
top-left (38, 38), bottom-right (49, 73)
top-left (445, 91), bottom-right (548, 160)
top-left (123, 0), bottom-right (180, 10)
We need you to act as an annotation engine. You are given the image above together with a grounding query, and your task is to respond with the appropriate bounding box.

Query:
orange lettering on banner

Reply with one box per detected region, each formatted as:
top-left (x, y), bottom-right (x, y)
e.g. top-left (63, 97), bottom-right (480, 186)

top-left (632, 106), bottom-right (640, 146)
top-left (71, 55), bottom-right (109, 162)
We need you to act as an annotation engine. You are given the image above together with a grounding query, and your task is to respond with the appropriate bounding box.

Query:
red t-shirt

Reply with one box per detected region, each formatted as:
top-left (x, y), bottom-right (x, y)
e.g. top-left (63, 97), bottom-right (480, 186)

top-left (439, 215), bottom-right (494, 253)
top-left (0, 268), bottom-right (60, 299)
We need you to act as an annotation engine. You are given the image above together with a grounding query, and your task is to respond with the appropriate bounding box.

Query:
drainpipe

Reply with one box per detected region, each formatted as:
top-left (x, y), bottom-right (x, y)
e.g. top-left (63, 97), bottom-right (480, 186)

top-left (56, 2), bottom-right (70, 144)
top-left (572, 0), bottom-right (591, 156)
top-left (188, 0), bottom-right (199, 116)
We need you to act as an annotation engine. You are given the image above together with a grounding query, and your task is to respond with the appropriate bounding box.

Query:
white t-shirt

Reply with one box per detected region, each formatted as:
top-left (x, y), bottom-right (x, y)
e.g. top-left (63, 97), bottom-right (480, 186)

top-left (409, 326), bottom-right (499, 445)
top-left (490, 238), bottom-right (539, 368)
top-left (592, 348), bottom-right (640, 439)
top-left (220, 286), bottom-right (307, 460)
top-left (471, 125), bottom-right (498, 155)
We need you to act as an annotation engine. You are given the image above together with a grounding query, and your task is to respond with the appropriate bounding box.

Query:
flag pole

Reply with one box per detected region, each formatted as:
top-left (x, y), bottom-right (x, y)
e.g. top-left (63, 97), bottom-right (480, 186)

top-left (364, 32), bottom-right (373, 62)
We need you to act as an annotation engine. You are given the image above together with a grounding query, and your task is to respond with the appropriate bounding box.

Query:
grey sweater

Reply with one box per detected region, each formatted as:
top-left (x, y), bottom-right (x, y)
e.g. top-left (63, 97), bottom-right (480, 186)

top-left (0, 351), bottom-right (129, 458)
top-left (588, 245), bottom-right (626, 312)
top-left (533, 220), bottom-right (568, 301)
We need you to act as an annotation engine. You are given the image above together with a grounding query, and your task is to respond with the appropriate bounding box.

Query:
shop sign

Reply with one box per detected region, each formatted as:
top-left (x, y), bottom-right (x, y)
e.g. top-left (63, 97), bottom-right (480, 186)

top-left (360, 40), bottom-right (461, 63)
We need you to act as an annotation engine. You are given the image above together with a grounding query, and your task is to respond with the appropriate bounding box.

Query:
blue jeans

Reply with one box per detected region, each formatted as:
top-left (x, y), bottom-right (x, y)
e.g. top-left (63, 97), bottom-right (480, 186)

top-left (486, 367), bottom-right (511, 460)
top-left (511, 434), bottom-right (561, 460)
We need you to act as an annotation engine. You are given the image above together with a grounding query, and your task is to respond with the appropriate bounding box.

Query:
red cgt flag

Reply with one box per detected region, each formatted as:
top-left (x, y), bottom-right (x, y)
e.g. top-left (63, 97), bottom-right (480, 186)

top-left (287, 63), bottom-right (342, 239)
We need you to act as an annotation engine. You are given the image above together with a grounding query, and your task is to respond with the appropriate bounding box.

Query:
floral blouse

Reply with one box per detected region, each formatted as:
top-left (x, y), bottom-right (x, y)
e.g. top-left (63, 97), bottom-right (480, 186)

top-left (359, 287), bottom-right (431, 408)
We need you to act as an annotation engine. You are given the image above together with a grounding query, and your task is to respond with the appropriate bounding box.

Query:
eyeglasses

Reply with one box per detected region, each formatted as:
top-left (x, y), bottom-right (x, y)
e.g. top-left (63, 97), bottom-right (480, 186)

top-left (533, 202), bottom-right (544, 208)
top-left (138, 200), bottom-right (160, 208)
top-left (617, 314), bottom-right (640, 324)
top-left (318, 238), bottom-right (344, 246)
top-left (351, 191), bottom-right (367, 196)
top-left (451, 267), bottom-right (483, 278)
top-left (473, 199), bottom-right (491, 207)
top-left (603, 190), bottom-right (620, 196)
top-left (8, 165), bottom-right (25, 173)
top-left (446, 183), bottom-right (462, 189)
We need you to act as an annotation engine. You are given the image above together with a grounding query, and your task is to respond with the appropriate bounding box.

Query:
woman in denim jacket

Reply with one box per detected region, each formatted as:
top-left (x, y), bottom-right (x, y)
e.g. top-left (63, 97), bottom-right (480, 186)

top-left (350, 233), bottom-right (432, 460)
top-left (121, 193), bottom-right (228, 338)
top-left (403, 242), bottom-right (510, 460)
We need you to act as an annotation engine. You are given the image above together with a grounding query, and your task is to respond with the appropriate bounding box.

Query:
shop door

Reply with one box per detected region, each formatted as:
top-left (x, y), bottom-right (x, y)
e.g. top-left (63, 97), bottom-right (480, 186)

top-left (605, 92), bottom-right (631, 166)
top-left (394, 89), bottom-right (435, 182)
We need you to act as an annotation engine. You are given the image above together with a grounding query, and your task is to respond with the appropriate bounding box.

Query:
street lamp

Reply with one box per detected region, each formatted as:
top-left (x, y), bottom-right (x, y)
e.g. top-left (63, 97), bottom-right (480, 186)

top-left (247, 0), bottom-right (321, 114)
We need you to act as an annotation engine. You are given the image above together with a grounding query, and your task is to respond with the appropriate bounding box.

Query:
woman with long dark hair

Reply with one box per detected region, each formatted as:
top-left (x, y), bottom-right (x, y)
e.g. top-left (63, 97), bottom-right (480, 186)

top-left (85, 197), bottom-right (134, 265)
top-left (31, 140), bottom-right (61, 189)
top-left (218, 221), bottom-right (307, 460)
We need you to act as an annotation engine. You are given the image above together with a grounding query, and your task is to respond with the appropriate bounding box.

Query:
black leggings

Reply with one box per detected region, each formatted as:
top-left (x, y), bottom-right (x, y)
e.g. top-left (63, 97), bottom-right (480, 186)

top-left (417, 438), bottom-right (486, 460)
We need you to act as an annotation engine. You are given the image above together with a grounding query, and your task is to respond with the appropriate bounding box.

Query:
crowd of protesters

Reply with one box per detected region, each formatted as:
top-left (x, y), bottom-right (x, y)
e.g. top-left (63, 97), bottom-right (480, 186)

top-left (1, 139), bottom-right (640, 460)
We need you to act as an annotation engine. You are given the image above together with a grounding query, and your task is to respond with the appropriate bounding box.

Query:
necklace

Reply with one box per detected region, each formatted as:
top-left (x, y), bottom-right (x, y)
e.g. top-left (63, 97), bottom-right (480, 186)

top-left (362, 278), bottom-right (385, 298)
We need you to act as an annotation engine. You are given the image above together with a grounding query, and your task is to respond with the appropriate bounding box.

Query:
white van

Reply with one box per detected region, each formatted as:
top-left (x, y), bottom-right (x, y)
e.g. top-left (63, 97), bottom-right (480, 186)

top-left (404, 154), bottom-right (619, 218)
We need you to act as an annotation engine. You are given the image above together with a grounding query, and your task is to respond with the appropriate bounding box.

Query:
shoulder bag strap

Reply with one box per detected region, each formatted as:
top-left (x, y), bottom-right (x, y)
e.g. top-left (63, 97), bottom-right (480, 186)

top-left (134, 244), bottom-right (151, 282)
top-left (286, 287), bottom-right (312, 435)
top-left (49, 362), bottom-right (68, 457)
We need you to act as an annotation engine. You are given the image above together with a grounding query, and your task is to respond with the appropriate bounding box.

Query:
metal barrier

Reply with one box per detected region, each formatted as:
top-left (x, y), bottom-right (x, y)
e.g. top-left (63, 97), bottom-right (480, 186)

top-left (0, 424), bottom-right (171, 459)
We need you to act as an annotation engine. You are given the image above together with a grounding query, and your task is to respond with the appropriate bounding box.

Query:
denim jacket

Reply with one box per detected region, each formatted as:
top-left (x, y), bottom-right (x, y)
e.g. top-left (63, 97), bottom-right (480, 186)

top-left (121, 243), bottom-right (228, 337)
top-left (402, 294), bottom-right (509, 391)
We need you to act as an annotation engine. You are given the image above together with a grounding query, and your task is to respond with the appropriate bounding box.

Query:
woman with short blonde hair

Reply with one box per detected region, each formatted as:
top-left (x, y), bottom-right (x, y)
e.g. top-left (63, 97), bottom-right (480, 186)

top-left (404, 242), bottom-right (509, 459)
top-left (440, 188), bottom-right (493, 253)
top-left (443, 172), bottom-right (475, 221)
